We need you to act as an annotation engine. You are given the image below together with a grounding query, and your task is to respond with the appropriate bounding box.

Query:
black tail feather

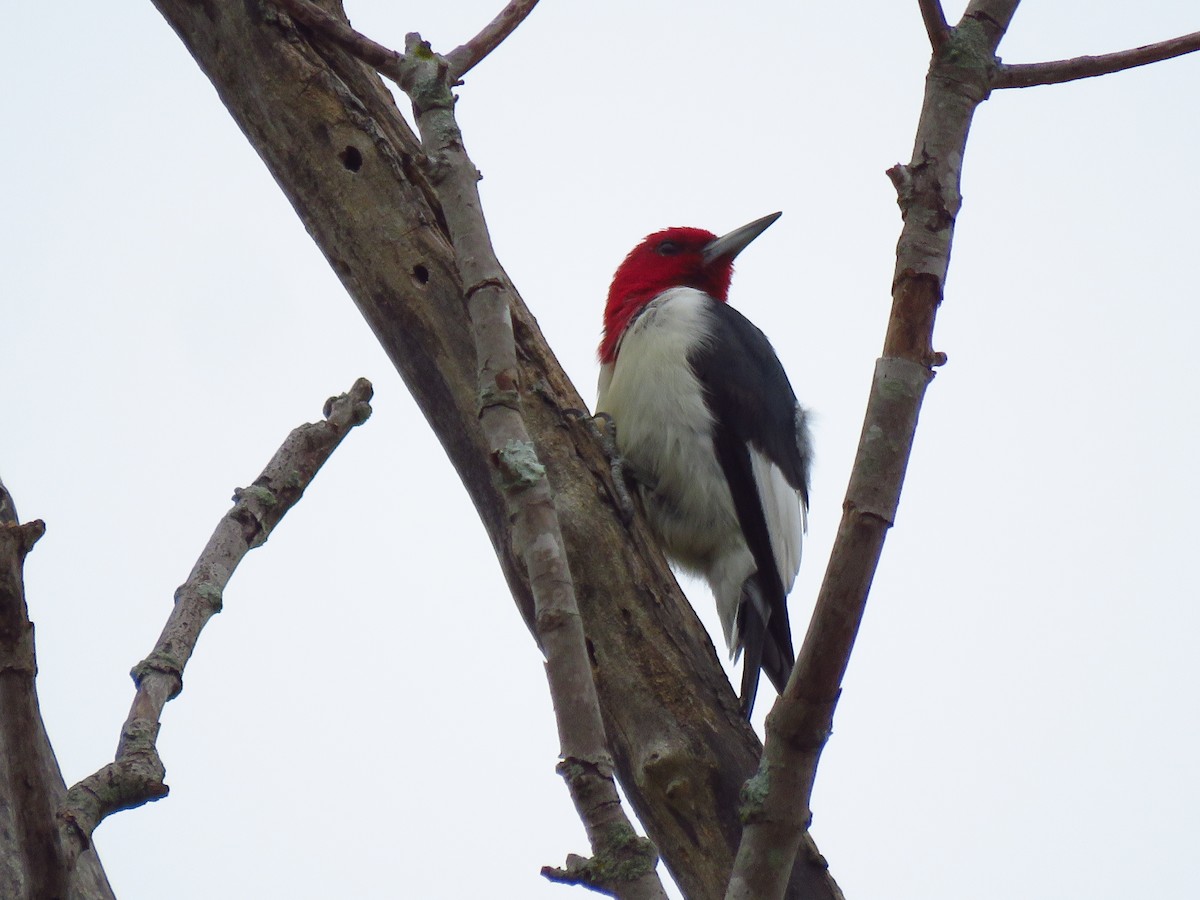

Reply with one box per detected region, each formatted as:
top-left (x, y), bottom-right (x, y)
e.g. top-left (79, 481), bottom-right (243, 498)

top-left (739, 604), bottom-right (766, 718)
top-left (737, 576), bottom-right (796, 718)
top-left (761, 629), bottom-right (794, 696)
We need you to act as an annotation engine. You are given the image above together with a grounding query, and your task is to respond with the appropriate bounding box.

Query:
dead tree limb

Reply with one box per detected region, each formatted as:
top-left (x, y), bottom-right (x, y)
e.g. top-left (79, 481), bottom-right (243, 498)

top-left (55, 379), bottom-right (373, 880)
top-left (390, 21), bottom-right (662, 897)
top-left (148, 1), bottom-right (843, 897)
top-left (0, 482), bottom-right (117, 900)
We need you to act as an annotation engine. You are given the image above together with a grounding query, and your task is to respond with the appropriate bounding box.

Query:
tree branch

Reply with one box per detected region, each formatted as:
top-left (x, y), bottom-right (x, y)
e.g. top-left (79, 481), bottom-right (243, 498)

top-left (151, 1), bottom-right (844, 894)
top-left (0, 513), bottom-right (66, 900)
top-left (274, 0), bottom-right (539, 86)
top-left (56, 379), bottom-right (373, 872)
top-left (994, 29), bottom-right (1200, 88)
top-left (725, 2), bottom-right (1021, 897)
top-left (445, 0), bottom-right (540, 80)
top-left (917, 0), bottom-right (950, 53)
top-left (274, 0), bottom-right (406, 82)
top-left (394, 31), bottom-right (664, 899)
top-left (1, 491), bottom-right (117, 898)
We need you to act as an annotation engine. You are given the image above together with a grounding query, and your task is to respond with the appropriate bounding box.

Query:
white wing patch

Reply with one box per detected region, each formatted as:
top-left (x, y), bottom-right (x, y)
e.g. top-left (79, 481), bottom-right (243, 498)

top-left (749, 448), bottom-right (806, 593)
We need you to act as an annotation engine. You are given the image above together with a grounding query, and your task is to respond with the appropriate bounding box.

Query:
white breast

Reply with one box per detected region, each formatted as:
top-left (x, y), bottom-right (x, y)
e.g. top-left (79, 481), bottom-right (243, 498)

top-left (596, 288), bottom-right (747, 635)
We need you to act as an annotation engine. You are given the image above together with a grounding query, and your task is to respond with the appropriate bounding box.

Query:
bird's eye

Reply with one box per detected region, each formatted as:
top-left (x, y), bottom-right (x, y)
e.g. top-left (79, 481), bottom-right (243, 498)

top-left (656, 241), bottom-right (681, 256)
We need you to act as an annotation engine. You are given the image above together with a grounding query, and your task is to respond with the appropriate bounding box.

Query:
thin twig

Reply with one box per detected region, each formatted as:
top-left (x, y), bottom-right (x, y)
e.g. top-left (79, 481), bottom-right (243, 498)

top-left (396, 29), bottom-right (665, 900)
top-left (995, 30), bottom-right (1200, 88)
top-left (445, 0), bottom-right (540, 80)
top-left (56, 380), bottom-right (373, 870)
top-left (274, 0), bottom-right (406, 81)
top-left (917, 0), bottom-right (950, 53)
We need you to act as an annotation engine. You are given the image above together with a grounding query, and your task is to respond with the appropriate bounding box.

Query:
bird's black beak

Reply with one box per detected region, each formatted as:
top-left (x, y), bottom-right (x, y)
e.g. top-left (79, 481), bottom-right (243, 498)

top-left (701, 212), bottom-right (782, 266)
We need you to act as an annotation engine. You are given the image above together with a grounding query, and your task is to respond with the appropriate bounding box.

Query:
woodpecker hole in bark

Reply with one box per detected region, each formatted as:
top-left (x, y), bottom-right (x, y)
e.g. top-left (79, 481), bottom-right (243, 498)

top-left (339, 146), bottom-right (363, 172)
top-left (412, 264), bottom-right (430, 284)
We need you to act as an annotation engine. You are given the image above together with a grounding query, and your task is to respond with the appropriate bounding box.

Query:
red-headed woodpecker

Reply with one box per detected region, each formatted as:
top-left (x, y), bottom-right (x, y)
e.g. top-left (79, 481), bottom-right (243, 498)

top-left (596, 212), bottom-right (811, 717)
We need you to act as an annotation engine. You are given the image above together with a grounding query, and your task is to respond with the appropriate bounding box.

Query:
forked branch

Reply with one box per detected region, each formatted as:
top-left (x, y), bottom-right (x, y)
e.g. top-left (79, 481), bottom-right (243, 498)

top-left (275, 0), bottom-right (539, 82)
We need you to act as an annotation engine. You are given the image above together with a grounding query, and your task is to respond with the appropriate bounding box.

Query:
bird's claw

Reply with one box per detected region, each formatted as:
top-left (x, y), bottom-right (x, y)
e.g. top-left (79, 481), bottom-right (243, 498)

top-left (565, 409), bottom-right (636, 525)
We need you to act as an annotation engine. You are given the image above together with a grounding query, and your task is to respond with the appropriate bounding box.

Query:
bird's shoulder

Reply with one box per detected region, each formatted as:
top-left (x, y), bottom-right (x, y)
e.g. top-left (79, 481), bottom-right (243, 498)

top-left (688, 300), bottom-right (811, 502)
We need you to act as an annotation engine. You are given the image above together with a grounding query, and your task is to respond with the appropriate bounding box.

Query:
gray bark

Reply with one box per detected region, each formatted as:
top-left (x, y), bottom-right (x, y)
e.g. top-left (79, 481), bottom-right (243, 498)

top-left (144, 1), bottom-right (840, 897)
top-left (0, 497), bottom-right (115, 900)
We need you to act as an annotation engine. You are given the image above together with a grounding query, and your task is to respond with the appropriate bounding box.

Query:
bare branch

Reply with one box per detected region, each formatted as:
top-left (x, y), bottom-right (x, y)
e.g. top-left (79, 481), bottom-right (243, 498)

top-left (995, 30), bottom-right (1200, 88)
top-left (150, 1), bottom-right (844, 893)
top-left (1, 486), bottom-right (115, 897)
top-left (396, 31), bottom-right (665, 900)
top-left (56, 380), bottom-right (373, 870)
top-left (445, 0), bottom-right (540, 80)
top-left (0, 514), bottom-right (66, 899)
top-left (725, 2), bottom-right (1022, 896)
top-left (273, 0), bottom-right (406, 82)
top-left (917, 0), bottom-right (950, 53)
top-left (274, 0), bottom-right (537, 87)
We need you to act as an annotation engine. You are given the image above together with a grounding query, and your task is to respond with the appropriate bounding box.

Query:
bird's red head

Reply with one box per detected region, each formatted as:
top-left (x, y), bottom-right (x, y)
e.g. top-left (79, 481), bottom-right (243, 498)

top-left (600, 227), bottom-right (722, 363)
top-left (599, 213), bottom-right (781, 363)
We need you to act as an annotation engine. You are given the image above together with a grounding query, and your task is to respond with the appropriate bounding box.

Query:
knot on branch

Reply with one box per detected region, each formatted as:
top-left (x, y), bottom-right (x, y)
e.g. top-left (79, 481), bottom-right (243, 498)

top-left (233, 484), bottom-right (278, 509)
top-left (556, 753), bottom-right (615, 785)
top-left (541, 819), bottom-right (658, 893)
top-left (534, 603), bottom-right (580, 639)
top-left (639, 740), bottom-right (708, 820)
top-left (196, 581), bottom-right (225, 612)
top-left (464, 276), bottom-right (506, 302)
top-left (1, 518), bottom-right (46, 557)
top-left (887, 158), bottom-right (956, 232)
top-left (738, 760), bottom-right (813, 830)
top-left (323, 377), bottom-right (374, 425)
top-left (118, 716), bottom-right (162, 757)
top-left (738, 764), bottom-right (772, 824)
top-left (173, 580), bottom-right (225, 615)
top-left (494, 440), bottom-right (545, 489)
top-left (886, 162), bottom-right (914, 205)
top-left (479, 380), bottom-right (521, 414)
top-left (764, 686), bottom-right (841, 753)
top-left (131, 649), bottom-right (185, 696)
top-left (232, 486), bottom-right (277, 547)
top-left (399, 33), bottom-right (455, 115)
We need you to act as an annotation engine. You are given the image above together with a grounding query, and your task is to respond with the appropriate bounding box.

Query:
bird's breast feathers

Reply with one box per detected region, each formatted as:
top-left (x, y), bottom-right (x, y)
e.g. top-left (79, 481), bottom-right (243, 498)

top-left (596, 289), bottom-right (734, 561)
top-left (595, 288), bottom-right (804, 585)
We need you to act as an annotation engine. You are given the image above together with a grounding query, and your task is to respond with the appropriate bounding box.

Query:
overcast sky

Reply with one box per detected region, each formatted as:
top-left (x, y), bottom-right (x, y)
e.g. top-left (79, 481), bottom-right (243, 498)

top-left (3, 2), bottom-right (1199, 898)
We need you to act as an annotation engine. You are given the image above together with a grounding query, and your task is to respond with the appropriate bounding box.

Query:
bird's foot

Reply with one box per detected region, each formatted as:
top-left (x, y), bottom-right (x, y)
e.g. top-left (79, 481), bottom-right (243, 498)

top-left (564, 409), bottom-right (636, 525)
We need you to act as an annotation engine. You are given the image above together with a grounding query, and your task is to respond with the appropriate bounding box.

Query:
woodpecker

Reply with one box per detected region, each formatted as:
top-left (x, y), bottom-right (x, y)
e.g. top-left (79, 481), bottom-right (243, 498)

top-left (596, 212), bottom-right (811, 717)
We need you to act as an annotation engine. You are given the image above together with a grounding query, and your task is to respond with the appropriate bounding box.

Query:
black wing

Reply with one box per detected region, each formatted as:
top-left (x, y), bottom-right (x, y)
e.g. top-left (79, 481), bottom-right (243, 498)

top-left (690, 299), bottom-right (812, 715)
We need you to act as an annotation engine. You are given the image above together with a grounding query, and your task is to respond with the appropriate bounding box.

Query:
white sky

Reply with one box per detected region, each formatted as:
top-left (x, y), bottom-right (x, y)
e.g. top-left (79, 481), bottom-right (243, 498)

top-left (3, 2), bottom-right (1198, 898)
